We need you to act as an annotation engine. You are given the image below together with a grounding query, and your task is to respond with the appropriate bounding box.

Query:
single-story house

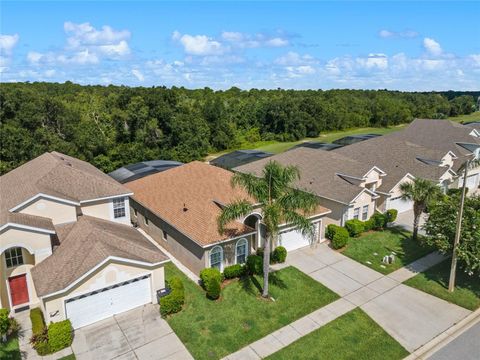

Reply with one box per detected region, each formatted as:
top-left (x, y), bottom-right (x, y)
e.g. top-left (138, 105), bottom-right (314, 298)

top-left (0, 152), bottom-right (169, 329)
top-left (125, 161), bottom-right (331, 275)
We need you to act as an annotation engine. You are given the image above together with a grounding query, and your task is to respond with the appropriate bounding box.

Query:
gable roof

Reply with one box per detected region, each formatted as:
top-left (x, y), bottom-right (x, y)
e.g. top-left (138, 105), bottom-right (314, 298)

top-left (0, 152), bottom-right (131, 229)
top-left (125, 161), bottom-right (257, 247)
top-left (235, 147), bottom-right (378, 204)
top-left (31, 215), bottom-right (168, 297)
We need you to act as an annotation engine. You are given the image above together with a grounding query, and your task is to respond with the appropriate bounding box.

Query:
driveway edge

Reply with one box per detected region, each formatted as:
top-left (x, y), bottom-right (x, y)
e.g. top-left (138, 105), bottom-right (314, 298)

top-left (404, 307), bottom-right (480, 360)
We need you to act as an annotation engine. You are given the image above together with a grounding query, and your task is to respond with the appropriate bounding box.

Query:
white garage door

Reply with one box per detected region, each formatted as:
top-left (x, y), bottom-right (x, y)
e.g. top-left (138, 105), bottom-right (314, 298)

top-left (464, 174), bottom-right (478, 190)
top-left (65, 275), bottom-right (151, 329)
top-left (389, 196), bottom-right (413, 213)
top-left (278, 222), bottom-right (320, 251)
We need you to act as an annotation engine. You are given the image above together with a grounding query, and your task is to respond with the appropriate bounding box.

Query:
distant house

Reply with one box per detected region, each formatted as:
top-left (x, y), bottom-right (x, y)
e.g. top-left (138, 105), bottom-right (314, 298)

top-left (109, 160), bottom-right (183, 184)
top-left (125, 161), bottom-right (330, 274)
top-left (0, 152), bottom-right (168, 329)
top-left (210, 150), bottom-right (273, 170)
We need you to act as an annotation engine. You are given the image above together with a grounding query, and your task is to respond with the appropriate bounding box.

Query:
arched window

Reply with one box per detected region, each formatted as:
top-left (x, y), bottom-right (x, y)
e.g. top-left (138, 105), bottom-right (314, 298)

top-left (5, 247), bottom-right (24, 268)
top-left (210, 246), bottom-right (223, 271)
top-left (235, 238), bottom-right (248, 264)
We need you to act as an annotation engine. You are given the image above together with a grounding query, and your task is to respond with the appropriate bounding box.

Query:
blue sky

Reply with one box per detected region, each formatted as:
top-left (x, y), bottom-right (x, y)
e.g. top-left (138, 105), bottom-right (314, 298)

top-left (1, 1), bottom-right (479, 90)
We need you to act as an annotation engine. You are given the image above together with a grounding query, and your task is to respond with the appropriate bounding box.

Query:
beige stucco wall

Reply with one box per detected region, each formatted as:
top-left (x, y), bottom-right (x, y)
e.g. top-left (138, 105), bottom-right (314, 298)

top-left (19, 198), bottom-right (77, 225)
top-left (317, 197), bottom-right (348, 226)
top-left (362, 168), bottom-right (383, 189)
top-left (42, 261), bottom-right (165, 324)
top-left (348, 191), bottom-right (376, 220)
top-left (81, 197), bottom-right (131, 225)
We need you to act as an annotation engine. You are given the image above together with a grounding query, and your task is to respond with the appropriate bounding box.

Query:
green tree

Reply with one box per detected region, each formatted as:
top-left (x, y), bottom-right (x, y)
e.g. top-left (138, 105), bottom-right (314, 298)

top-left (424, 194), bottom-right (480, 275)
top-left (217, 161), bottom-right (318, 297)
top-left (400, 178), bottom-right (441, 241)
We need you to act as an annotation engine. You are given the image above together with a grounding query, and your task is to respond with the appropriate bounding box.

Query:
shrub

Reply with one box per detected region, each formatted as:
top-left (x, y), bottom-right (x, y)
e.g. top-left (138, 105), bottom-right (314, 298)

top-left (363, 218), bottom-right (374, 231)
top-left (272, 246), bottom-right (287, 263)
top-left (30, 327), bottom-right (49, 355)
top-left (223, 264), bottom-right (246, 279)
top-left (200, 268), bottom-right (222, 300)
top-left (246, 255), bottom-right (263, 275)
top-left (344, 219), bottom-right (365, 237)
top-left (0, 308), bottom-right (9, 338)
top-left (385, 209), bottom-right (398, 224)
top-left (47, 320), bottom-right (73, 353)
top-left (370, 212), bottom-right (386, 230)
top-left (7, 317), bottom-right (20, 337)
top-left (160, 277), bottom-right (185, 316)
top-left (30, 308), bottom-right (46, 336)
top-left (331, 227), bottom-right (349, 249)
top-left (326, 224), bottom-right (340, 240)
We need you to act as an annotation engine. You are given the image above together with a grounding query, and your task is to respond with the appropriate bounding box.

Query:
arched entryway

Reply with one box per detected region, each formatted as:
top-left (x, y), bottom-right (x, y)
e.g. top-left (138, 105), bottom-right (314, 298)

top-left (243, 213), bottom-right (264, 250)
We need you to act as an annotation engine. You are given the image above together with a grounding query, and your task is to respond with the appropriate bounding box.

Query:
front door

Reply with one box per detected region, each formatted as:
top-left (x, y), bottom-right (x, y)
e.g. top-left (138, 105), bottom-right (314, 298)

top-left (9, 274), bottom-right (29, 306)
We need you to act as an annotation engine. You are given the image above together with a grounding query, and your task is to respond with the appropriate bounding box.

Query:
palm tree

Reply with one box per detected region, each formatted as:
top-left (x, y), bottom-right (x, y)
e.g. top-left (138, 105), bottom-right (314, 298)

top-left (400, 178), bottom-right (441, 241)
top-left (218, 161), bottom-right (318, 298)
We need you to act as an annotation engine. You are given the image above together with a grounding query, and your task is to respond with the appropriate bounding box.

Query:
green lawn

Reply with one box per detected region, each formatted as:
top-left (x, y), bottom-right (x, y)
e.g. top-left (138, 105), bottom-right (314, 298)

top-left (341, 227), bottom-right (435, 274)
top-left (58, 355), bottom-right (76, 360)
top-left (0, 337), bottom-right (21, 360)
top-left (266, 308), bottom-right (409, 360)
top-left (164, 263), bottom-right (339, 360)
top-left (404, 259), bottom-right (480, 310)
top-left (448, 111), bottom-right (480, 123)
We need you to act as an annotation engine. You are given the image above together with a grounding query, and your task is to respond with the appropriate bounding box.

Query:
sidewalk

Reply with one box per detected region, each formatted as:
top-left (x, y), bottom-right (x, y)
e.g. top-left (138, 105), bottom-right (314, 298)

top-left (223, 244), bottom-right (470, 359)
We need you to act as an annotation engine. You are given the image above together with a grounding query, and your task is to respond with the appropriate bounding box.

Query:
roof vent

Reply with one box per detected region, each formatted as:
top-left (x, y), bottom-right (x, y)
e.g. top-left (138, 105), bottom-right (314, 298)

top-left (183, 203), bottom-right (188, 212)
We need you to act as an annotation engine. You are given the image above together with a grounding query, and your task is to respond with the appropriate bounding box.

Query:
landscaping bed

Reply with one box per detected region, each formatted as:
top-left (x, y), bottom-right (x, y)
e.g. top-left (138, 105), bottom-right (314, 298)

top-left (404, 259), bottom-right (480, 310)
top-left (164, 262), bottom-right (339, 360)
top-left (0, 337), bottom-right (20, 360)
top-left (265, 308), bottom-right (409, 360)
top-left (341, 227), bottom-right (434, 274)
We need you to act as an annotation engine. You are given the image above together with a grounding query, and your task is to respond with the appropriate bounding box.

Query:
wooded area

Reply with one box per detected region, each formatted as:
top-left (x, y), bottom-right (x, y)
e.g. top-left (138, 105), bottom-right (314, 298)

top-left (0, 82), bottom-right (478, 174)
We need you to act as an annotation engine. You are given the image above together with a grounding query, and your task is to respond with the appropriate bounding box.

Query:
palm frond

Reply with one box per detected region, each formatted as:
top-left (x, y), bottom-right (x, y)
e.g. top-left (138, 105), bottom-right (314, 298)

top-left (231, 172), bottom-right (268, 203)
top-left (283, 210), bottom-right (315, 239)
top-left (277, 188), bottom-right (318, 213)
top-left (217, 199), bottom-right (254, 234)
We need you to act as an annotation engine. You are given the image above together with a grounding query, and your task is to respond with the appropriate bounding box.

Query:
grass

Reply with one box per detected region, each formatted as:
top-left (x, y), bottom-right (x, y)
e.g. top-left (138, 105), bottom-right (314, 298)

top-left (341, 227), bottom-right (435, 275)
top-left (58, 355), bottom-right (76, 360)
top-left (164, 263), bottom-right (339, 360)
top-left (0, 337), bottom-right (21, 360)
top-left (265, 308), bottom-right (409, 360)
top-left (448, 111), bottom-right (480, 123)
top-left (404, 259), bottom-right (480, 310)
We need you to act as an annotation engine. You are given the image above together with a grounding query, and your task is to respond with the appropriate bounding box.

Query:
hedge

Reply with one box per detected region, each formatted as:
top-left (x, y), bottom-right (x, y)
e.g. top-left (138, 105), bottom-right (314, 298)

top-left (223, 264), bottom-right (246, 279)
top-left (326, 224), bottom-right (340, 240)
top-left (385, 209), bottom-right (398, 224)
top-left (30, 308), bottom-right (45, 336)
top-left (272, 246), bottom-right (287, 263)
top-left (47, 320), bottom-right (73, 353)
top-left (200, 268), bottom-right (222, 300)
top-left (246, 254), bottom-right (263, 275)
top-left (344, 219), bottom-right (365, 237)
top-left (0, 308), bottom-right (8, 338)
top-left (370, 212), bottom-right (387, 230)
top-left (331, 227), bottom-right (349, 249)
top-left (160, 277), bottom-right (185, 316)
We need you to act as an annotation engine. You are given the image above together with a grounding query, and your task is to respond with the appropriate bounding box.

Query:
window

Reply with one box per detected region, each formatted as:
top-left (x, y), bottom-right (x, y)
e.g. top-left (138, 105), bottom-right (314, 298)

top-left (362, 205), bottom-right (369, 220)
top-left (353, 207), bottom-right (360, 220)
top-left (113, 197), bottom-right (126, 218)
top-left (210, 246), bottom-right (223, 270)
top-left (163, 230), bottom-right (168, 241)
top-left (236, 239), bottom-right (248, 264)
top-left (5, 247), bottom-right (24, 268)
top-left (144, 216), bottom-right (149, 226)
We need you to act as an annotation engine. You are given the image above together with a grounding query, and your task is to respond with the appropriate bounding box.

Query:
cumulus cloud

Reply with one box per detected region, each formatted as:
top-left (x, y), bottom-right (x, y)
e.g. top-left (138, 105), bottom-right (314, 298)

top-left (356, 53), bottom-right (388, 70)
top-left (423, 37), bottom-right (442, 56)
top-left (274, 52), bottom-right (317, 66)
top-left (379, 29), bottom-right (418, 39)
top-left (0, 34), bottom-right (19, 54)
top-left (131, 69), bottom-right (145, 81)
top-left (173, 32), bottom-right (224, 56)
top-left (221, 31), bottom-right (289, 48)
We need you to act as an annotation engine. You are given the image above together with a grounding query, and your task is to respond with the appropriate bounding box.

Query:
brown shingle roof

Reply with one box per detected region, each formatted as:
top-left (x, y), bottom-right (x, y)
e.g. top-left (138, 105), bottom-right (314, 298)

top-left (31, 216), bottom-right (168, 297)
top-left (125, 161), bottom-right (257, 246)
top-left (235, 147), bottom-right (375, 204)
top-left (0, 152), bottom-right (131, 229)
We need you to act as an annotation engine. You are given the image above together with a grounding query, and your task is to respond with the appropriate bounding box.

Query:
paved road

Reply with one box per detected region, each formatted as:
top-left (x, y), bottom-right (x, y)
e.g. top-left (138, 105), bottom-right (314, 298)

top-left (428, 322), bottom-right (480, 360)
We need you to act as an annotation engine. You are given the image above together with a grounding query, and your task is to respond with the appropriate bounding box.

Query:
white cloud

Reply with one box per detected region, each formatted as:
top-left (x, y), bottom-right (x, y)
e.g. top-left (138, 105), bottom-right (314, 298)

top-left (356, 53), bottom-right (388, 70)
top-left (221, 31), bottom-right (289, 48)
top-left (98, 40), bottom-right (130, 56)
top-left (265, 37), bottom-right (289, 47)
top-left (423, 37), bottom-right (442, 56)
top-left (173, 32), bottom-right (224, 56)
top-left (275, 52), bottom-right (316, 66)
top-left (0, 34), bottom-right (19, 54)
top-left (64, 22), bottom-right (130, 47)
top-left (379, 29), bottom-right (418, 39)
top-left (132, 69), bottom-right (145, 81)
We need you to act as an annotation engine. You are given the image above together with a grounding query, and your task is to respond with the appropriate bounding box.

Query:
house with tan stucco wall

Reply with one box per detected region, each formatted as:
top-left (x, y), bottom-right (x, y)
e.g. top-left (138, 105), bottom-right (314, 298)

top-left (0, 152), bottom-right (169, 329)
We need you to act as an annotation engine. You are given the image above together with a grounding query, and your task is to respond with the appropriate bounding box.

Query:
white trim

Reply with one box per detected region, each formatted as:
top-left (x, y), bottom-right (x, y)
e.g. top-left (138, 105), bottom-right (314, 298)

top-left (203, 231), bottom-right (257, 249)
top-left (41, 256), bottom-right (170, 299)
top-left (9, 193), bottom-right (80, 212)
top-left (279, 218), bottom-right (321, 234)
top-left (350, 187), bottom-right (378, 204)
top-left (209, 245), bottom-right (223, 271)
top-left (278, 209), bottom-right (331, 228)
top-left (0, 223), bottom-right (55, 235)
top-left (235, 238), bottom-right (248, 265)
top-left (388, 173), bottom-right (416, 193)
top-left (79, 193), bottom-right (133, 204)
top-left (364, 166), bottom-right (387, 177)
top-left (241, 212), bottom-right (263, 223)
top-left (335, 172), bottom-right (365, 181)
top-left (469, 129), bottom-right (480, 137)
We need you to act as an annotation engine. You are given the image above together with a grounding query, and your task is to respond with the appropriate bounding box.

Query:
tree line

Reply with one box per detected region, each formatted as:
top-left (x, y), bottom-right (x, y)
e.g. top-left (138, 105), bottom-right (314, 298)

top-left (0, 82), bottom-right (477, 174)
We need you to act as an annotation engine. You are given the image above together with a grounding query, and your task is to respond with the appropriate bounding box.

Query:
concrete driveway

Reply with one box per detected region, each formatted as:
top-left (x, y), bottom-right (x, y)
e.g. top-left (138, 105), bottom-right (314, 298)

top-left (284, 243), bottom-right (471, 353)
top-left (393, 210), bottom-right (427, 235)
top-left (72, 304), bottom-right (193, 360)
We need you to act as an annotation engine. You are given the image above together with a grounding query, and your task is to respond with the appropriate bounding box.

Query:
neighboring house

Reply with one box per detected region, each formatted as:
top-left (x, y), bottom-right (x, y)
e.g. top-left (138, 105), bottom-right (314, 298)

top-left (0, 152), bottom-right (168, 329)
top-left (235, 148), bottom-right (384, 227)
top-left (125, 161), bottom-right (331, 275)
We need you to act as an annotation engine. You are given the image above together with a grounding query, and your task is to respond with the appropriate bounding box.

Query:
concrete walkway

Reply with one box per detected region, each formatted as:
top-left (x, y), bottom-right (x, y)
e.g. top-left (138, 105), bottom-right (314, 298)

top-left (224, 244), bottom-right (470, 359)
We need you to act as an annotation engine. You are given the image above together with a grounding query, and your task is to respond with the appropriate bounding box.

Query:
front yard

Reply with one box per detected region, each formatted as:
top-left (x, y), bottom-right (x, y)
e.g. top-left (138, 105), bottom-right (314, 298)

top-left (341, 227), bottom-right (434, 274)
top-left (164, 263), bottom-right (339, 360)
top-left (0, 337), bottom-right (20, 360)
top-left (265, 308), bottom-right (409, 360)
top-left (404, 259), bottom-right (480, 311)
